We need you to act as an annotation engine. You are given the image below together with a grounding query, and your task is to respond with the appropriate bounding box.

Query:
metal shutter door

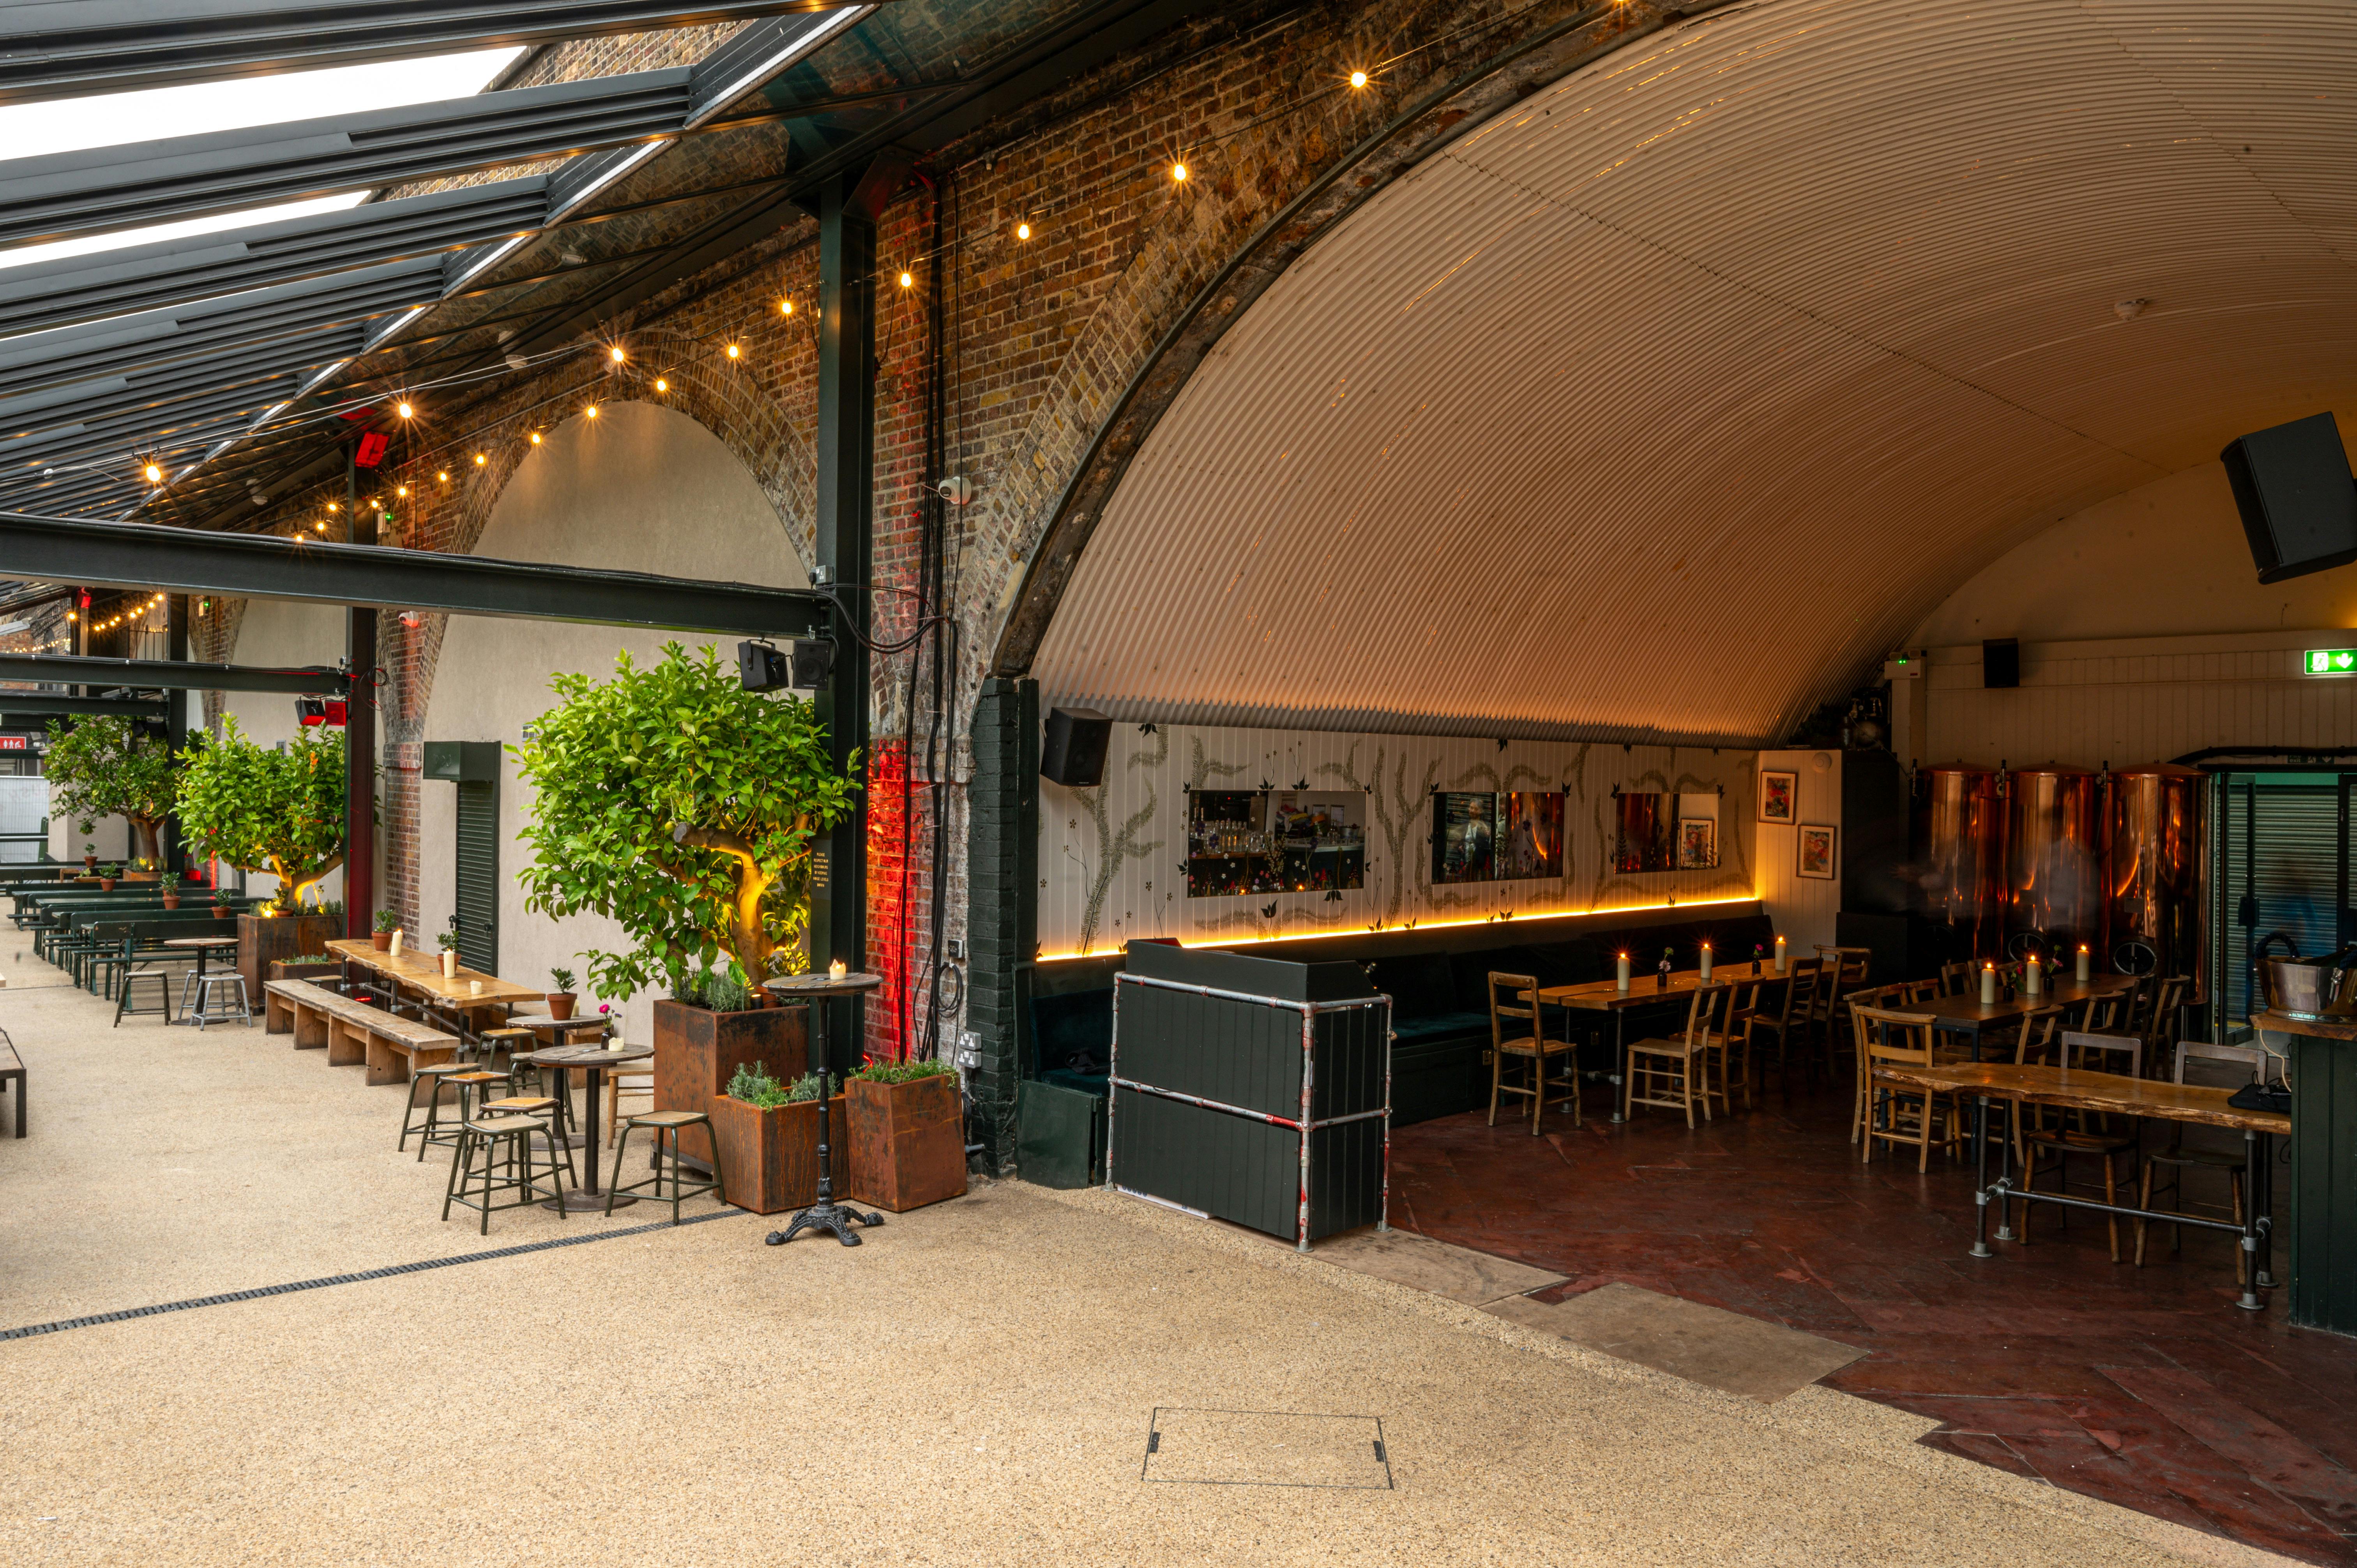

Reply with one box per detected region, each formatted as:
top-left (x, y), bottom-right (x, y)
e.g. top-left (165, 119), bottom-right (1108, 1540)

top-left (454, 777), bottom-right (498, 977)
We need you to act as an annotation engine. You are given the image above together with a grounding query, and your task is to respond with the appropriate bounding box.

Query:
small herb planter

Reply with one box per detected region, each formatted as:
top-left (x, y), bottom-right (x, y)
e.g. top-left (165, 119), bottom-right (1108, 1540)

top-left (707, 1092), bottom-right (848, 1215)
top-left (846, 1072), bottom-right (967, 1213)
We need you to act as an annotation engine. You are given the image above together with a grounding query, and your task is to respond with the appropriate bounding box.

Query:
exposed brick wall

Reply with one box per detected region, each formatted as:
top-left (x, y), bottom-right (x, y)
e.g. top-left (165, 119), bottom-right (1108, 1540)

top-left (216, 0), bottom-right (1658, 1060)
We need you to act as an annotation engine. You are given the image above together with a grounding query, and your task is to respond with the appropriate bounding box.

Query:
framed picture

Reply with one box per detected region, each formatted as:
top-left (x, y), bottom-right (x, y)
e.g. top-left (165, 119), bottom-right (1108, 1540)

top-left (1677, 817), bottom-right (1717, 871)
top-left (1759, 770), bottom-right (1798, 824)
top-left (1796, 824), bottom-right (1837, 880)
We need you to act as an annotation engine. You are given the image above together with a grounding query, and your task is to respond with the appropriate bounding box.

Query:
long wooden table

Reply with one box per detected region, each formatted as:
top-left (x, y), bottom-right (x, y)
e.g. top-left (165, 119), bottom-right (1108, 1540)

top-left (1873, 1059), bottom-right (2288, 1310)
top-left (324, 938), bottom-right (542, 1006)
top-left (1529, 961), bottom-right (1820, 1122)
top-left (1910, 973), bottom-right (2140, 1059)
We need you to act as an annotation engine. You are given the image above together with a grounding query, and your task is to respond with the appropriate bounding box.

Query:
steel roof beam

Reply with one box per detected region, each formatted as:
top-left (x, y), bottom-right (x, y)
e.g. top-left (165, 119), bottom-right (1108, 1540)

top-left (0, 1), bottom-right (877, 107)
top-left (0, 69), bottom-right (698, 252)
top-left (0, 692), bottom-right (168, 719)
top-left (0, 510), bottom-right (830, 634)
top-left (1, 327), bottom-right (356, 441)
top-left (0, 655), bottom-right (348, 694)
top-left (0, 258), bottom-right (444, 402)
top-left (0, 180), bottom-right (549, 340)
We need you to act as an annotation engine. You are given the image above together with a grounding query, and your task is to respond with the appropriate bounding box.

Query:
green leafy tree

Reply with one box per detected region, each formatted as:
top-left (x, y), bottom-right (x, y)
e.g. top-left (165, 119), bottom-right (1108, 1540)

top-left (42, 716), bottom-right (180, 865)
top-left (512, 641), bottom-right (859, 1001)
top-left (175, 717), bottom-right (346, 911)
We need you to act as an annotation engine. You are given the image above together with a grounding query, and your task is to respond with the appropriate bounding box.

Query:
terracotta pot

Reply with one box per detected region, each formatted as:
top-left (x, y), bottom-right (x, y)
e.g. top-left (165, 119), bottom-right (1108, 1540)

top-left (706, 1093), bottom-right (847, 1214)
top-left (97, 878), bottom-right (116, 891)
top-left (847, 1072), bottom-right (968, 1213)
top-left (546, 992), bottom-right (577, 1020)
top-left (371, 930), bottom-right (392, 951)
top-left (81, 856), bottom-right (95, 871)
top-left (161, 893), bottom-right (180, 910)
top-left (214, 904), bottom-right (233, 918)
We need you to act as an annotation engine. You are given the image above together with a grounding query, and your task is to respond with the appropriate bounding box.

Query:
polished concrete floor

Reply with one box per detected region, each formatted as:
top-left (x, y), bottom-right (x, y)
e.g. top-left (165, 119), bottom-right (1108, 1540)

top-left (0, 946), bottom-right (2289, 1566)
top-left (1391, 1070), bottom-right (2357, 1565)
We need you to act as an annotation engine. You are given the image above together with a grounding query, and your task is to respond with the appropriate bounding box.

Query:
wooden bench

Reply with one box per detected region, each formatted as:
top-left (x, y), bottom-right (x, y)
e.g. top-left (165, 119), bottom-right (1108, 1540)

top-left (264, 979), bottom-right (459, 1086)
top-left (0, 1036), bottom-right (22, 1138)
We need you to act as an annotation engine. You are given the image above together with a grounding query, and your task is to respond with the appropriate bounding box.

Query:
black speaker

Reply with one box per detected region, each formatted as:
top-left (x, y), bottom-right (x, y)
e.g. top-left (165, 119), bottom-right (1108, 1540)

top-left (1982, 637), bottom-right (2019, 689)
top-left (2222, 411), bottom-right (2357, 584)
top-left (1040, 707), bottom-right (1113, 788)
top-left (737, 640), bottom-right (788, 692)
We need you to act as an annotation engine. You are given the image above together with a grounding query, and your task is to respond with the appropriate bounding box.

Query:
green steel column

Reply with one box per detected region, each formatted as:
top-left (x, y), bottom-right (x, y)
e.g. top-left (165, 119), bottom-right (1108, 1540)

top-left (345, 445), bottom-right (375, 936)
top-left (163, 593), bottom-right (188, 874)
top-left (811, 172), bottom-right (874, 1077)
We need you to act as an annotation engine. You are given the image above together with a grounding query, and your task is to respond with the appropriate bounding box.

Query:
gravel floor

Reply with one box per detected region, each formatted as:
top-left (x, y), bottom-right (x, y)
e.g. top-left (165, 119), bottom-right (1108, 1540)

top-left (0, 945), bottom-right (2288, 1566)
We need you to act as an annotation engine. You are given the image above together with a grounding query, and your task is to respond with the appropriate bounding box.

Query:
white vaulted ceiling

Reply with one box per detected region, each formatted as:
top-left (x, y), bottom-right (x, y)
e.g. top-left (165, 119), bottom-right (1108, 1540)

top-left (1030, 0), bottom-right (2357, 743)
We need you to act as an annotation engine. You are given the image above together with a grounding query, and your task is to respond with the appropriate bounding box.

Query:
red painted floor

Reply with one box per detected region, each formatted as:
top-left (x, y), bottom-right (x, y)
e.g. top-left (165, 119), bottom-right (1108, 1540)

top-left (1389, 1077), bottom-right (2357, 1564)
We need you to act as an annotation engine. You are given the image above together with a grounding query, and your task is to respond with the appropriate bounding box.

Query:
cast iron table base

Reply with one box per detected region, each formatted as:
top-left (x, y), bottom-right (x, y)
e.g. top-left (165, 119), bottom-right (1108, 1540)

top-left (765, 1067), bottom-right (885, 1246)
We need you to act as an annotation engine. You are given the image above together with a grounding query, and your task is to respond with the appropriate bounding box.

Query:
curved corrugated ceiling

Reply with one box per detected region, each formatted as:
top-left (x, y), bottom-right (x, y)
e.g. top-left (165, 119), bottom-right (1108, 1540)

top-left (1030, 0), bottom-right (2357, 743)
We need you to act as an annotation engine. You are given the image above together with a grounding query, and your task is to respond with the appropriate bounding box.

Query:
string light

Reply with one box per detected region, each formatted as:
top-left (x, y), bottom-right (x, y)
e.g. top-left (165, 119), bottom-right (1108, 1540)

top-left (436, 471), bottom-right (449, 482)
top-left (898, 270), bottom-right (913, 288)
top-left (143, 463), bottom-right (162, 483)
top-left (315, 520), bottom-right (328, 533)
top-left (396, 401), bottom-right (414, 419)
top-left (725, 343), bottom-right (741, 360)
top-left (395, 485), bottom-right (409, 497)
top-left (327, 501), bottom-right (338, 512)
top-left (474, 453), bottom-right (486, 465)
top-left (654, 377), bottom-right (668, 393)
top-left (1016, 220), bottom-right (1031, 240)
top-left (608, 346), bottom-right (626, 364)
top-left (529, 431), bottom-right (542, 445)
top-left (780, 299), bottom-right (794, 315)
top-left (1171, 161), bottom-right (1188, 183)
top-left (584, 404), bottom-right (598, 419)
top-left (1349, 69), bottom-right (1369, 88)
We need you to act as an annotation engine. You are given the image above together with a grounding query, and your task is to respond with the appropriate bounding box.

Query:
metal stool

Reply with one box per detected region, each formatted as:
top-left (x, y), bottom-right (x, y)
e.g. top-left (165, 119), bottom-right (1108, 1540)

top-left (608, 1110), bottom-right (726, 1224)
top-left (442, 1104), bottom-right (570, 1234)
top-left (417, 1070), bottom-right (504, 1164)
top-left (186, 971), bottom-right (251, 1029)
top-left (399, 1062), bottom-right (480, 1152)
top-left (473, 1025), bottom-right (534, 1068)
top-left (112, 967), bottom-right (174, 1027)
top-left (480, 1090), bottom-right (580, 1190)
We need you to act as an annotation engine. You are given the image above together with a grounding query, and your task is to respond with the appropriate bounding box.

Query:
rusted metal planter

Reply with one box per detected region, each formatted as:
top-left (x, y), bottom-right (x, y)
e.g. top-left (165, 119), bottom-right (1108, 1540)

top-left (706, 1093), bottom-right (847, 1215)
top-left (846, 1073), bottom-right (967, 1212)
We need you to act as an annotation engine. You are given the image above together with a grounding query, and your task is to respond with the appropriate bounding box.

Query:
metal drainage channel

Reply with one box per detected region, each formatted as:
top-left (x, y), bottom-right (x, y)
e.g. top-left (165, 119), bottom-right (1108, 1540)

top-left (0, 1207), bottom-right (746, 1342)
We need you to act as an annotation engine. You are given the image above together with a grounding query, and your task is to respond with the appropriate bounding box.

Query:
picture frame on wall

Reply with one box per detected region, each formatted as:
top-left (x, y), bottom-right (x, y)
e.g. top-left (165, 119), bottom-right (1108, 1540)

top-left (1759, 769), bottom-right (1798, 824)
top-left (1677, 817), bottom-right (1717, 871)
top-left (1795, 823), bottom-right (1837, 880)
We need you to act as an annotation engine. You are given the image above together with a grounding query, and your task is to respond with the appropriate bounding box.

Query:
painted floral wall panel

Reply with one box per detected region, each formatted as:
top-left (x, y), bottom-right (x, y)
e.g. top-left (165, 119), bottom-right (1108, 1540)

top-left (1038, 722), bottom-right (1758, 958)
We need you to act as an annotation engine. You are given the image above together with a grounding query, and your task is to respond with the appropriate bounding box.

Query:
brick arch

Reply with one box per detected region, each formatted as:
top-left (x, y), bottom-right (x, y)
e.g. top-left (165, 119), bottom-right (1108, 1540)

top-left (974, 0), bottom-right (1707, 685)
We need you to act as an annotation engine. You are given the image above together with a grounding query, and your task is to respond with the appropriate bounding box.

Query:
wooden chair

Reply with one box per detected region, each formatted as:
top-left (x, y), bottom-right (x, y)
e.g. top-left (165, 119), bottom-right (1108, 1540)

top-left (2137, 976), bottom-right (2191, 1077)
top-left (1743, 960), bottom-right (1817, 1085)
top-left (1855, 1003), bottom-right (1960, 1171)
top-left (1938, 959), bottom-right (1977, 998)
top-left (1816, 946), bottom-right (1872, 1074)
top-left (2138, 1038), bottom-right (2274, 1279)
top-left (1626, 984), bottom-right (1732, 1127)
top-left (2020, 1030), bottom-right (2143, 1260)
top-left (1486, 972), bottom-right (1579, 1134)
top-left (1710, 976), bottom-right (1767, 1115)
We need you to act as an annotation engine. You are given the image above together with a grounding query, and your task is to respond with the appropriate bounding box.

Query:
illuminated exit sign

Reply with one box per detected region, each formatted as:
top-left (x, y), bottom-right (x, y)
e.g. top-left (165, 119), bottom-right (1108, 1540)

top-left (2306, 649), bottom-right (2357, 675)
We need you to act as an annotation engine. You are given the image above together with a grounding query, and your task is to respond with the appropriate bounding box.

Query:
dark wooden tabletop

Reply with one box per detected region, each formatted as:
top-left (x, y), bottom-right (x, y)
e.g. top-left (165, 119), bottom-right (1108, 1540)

top-left (1912, 973), bottom-right (2138, 1030)
top-left (1870, 1060), bottom-right (2289, 1134)
top-left (1531, 960), bottom-right (1818, 1012)
top-left (518, 1042), bottom-right (652, 1068)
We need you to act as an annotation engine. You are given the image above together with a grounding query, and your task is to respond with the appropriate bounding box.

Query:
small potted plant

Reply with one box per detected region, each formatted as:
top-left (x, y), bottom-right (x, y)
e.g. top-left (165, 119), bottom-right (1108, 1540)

top-left (436, 925), bottom-right (461, 979)
top-left (846, 1056), bottom-right (966, 1213)
top-left (96, 863), bottom-right (118, 892)
top-left (546, 966), bottom-right (579, 1021)
top-left (79, 821), bottom-right (96, 873)
top-left (707, 1060), bottom-right (848, 1214)
top-left (159, 871), bottom-right (182, 910)
top-left (212, 886), bottom-right (235, 918)
top-left (371, 908), bottom-right (397, 952)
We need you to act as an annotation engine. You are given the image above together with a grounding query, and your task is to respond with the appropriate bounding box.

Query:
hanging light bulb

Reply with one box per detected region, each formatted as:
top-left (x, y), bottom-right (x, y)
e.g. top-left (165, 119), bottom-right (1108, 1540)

top-left (1349, 69), bottom-right (1368, 89)
top-left (474, 453), bottom-right (486, 466)
top-left (609, 345), bottom-right (626, 364)
top-left (1171, 161), bottom-right (1188, 183)
top-left (585, 404), bottom-right (599, 419)
top-left (899, 270), bottom-right (913, 288)
top-left (396, 401), bottom-right (414, 419)
top-left (1016, 220), bottom-right (1031, 240)
top-left (725, 343), bottom-right (741, 360)
top-left (781, 299), bottom-right (794, 315)
top-left (143, 463), bottom-right (163, 483)
top-left (654, 377), bottom-right (668, 393)
top-left (529, 431), bottom-right (542, 445)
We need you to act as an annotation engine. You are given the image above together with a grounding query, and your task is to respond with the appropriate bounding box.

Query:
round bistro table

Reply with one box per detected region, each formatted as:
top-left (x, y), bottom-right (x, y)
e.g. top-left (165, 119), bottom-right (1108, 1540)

top-left (761, 971), bottom-right (886, 1247)
top-left (515, 1036), bottom-right (652, 1211)
top-left (163, 934), bottom-right (243, 1027)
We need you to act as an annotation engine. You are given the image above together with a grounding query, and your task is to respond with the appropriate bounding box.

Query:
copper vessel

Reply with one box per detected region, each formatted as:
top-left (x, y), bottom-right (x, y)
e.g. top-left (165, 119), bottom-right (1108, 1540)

top-left (2004, 763), bottom-right (2100, 952)
top-left (1917, 763), bottom-right (2004, 956)
top-left (2101, 763), bottom-right (2206, 992)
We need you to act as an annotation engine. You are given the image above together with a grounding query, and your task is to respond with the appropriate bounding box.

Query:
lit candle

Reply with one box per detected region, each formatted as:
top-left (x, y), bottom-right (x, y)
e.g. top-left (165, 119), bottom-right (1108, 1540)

top-left (1774, 935), bottom-right (1787, 973)
top-left (389, 928), bottom-right (404, 955)
top-left (2023, 955), bottom-right (2042, 996)
top-left (2076, 943), bottom-right (2090, 984)
top-left (1698, 942), bottom-right (1712, 984)
top-left (828, 958), bottom-right (847, 981)
top-left (1616, 951), bottom-right (1631, 992)
top-left (1980, 962), bottom-right (1997, 1006)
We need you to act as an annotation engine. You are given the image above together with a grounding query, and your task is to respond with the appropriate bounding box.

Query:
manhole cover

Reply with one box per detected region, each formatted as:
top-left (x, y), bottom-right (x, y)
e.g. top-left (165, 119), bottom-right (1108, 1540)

top-left (1142, 1407), bottom-right (1394, 1489)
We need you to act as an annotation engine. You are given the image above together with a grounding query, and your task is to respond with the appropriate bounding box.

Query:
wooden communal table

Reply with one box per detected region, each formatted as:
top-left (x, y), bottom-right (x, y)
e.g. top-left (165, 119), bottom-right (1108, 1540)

top-left (323, 938), bottom-right (543, 1007)
top-left (1910, 973), bottom-right (2140, 1060)
top-left (1530, 961), bottom-right (1818, 1123)
top-left (1874, 1059), bottom-right (2290, 1310)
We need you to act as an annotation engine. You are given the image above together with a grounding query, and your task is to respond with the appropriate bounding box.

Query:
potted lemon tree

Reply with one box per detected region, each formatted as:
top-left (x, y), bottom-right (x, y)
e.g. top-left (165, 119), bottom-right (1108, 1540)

top-left (512, 642), bottom-right (858, 1182)
top-left (45, 717), bottom-right (180, 873)
top-left (176, 717), bottom-right (346, 994)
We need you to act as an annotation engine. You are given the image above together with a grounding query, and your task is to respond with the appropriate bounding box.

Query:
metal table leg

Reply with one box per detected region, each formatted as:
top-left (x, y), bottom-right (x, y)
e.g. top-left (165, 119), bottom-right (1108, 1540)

top-left (1610, 1010), bottom-right (1627, 1123)
top-left (1970, 1094), bottom-right (1993, 1258)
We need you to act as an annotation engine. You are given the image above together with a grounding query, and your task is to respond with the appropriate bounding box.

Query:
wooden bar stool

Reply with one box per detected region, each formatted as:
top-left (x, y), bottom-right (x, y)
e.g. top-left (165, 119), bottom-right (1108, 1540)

top-left (608, 1110), bottom-right (727, 1223)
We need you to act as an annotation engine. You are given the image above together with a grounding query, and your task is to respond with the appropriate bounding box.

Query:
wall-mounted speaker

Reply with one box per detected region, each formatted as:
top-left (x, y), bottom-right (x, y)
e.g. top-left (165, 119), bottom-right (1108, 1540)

top-left (1982, 637), bottom-right (2020, 689)
top-left (2222, 411), bottom-right (2357, 584)
top-left (1040, 707), bottom-right (1113, 788)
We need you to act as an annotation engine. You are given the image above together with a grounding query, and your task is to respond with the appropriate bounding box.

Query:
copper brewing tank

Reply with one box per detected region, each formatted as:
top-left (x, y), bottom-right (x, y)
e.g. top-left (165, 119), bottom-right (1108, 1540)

top-left (2004, 763), bottom-right (2100, 950)
top-left (2103, 763), bottom-right (2206, 992)
top-left (1917, 763), bottom-right (2004, 956)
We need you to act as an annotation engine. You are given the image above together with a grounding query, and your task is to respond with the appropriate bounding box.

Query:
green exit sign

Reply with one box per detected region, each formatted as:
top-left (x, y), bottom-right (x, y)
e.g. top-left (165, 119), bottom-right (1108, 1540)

top-left (2305, 649), bottom-right (2357, 675)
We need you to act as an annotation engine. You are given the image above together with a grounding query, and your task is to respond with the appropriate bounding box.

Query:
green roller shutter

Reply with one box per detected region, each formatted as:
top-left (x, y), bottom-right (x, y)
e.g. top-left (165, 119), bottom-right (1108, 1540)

top-left (454, 777), bottom-right (498, 976)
